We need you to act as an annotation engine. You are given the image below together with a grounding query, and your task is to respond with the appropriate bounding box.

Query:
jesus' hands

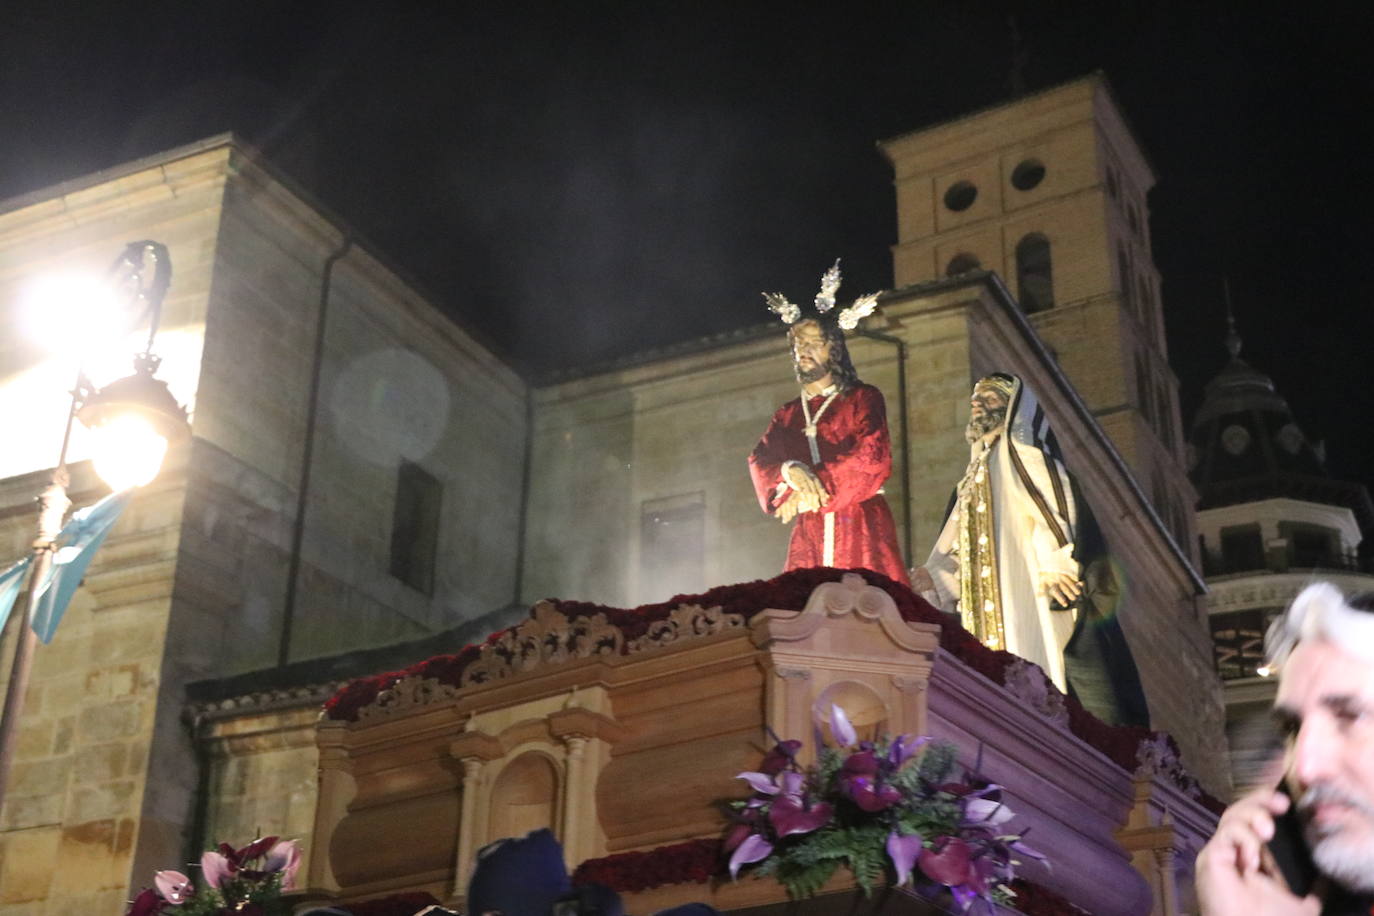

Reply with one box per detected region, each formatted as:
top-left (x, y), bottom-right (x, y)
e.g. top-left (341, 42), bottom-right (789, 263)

top-left (782, 463), bottom-right (830, 510)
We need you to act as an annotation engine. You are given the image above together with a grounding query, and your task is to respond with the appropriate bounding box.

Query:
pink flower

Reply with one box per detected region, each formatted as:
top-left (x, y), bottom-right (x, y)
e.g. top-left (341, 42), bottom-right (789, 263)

top-left (153, 871), bottom-right (193, 904)
top-left (264, 839), bottom-right (301, 889)
top-left (200, 850), bottom-right (233, 889)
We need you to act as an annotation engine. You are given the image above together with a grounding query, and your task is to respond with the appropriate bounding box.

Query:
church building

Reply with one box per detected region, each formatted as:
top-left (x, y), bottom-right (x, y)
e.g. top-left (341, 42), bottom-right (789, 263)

top-left (0, 74), bottom-right (1228, 916)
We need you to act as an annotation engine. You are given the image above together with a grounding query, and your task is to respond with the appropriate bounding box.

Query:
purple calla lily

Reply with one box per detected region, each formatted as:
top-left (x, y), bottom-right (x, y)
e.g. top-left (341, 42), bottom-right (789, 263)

top-left (886, 831), bottom-right (924, 886)
top-left (200, 850), bottom-right (233, 889)
top-left (728, 832), bottom-right (774, 879)
top-left (264, 839), bottom-right (301, 889)
top-left (949, 883), bottom-right (978, 912)
top-left (153, 871), bottom-right (193, 905)
top-left (888, 734), bottom-right (928, 767)
top-left (736, 771), bottom-right (783, 795)
top-left (829, 704), bottom-right (857, 747)
top-left (963, 798), bottom-right (1015, 826)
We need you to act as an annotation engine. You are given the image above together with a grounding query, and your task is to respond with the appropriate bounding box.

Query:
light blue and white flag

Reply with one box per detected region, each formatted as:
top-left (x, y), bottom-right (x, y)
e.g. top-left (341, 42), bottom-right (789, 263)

top-left (0, 556), bottom-right (32, 635)
top-left (30, 490), bottom-right (133, 643)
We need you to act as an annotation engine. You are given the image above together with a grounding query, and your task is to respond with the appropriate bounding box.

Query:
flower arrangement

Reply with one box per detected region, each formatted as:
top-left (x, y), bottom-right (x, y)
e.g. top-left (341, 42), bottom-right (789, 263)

top-left (724, 707), bottom-right (1045, 911)
top-left (126, 837), bottom-right (301, 916)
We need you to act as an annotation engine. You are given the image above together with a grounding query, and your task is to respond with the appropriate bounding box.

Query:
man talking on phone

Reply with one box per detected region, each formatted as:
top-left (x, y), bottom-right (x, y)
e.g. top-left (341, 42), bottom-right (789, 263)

top-left (1197, 583), bottom-right (1374, 915)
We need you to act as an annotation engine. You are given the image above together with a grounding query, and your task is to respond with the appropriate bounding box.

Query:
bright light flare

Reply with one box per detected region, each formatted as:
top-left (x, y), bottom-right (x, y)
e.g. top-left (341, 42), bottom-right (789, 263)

top-left (21, 273), bottom-right (128, 360)
top-left (90, 415), bottom-right (169, 491)
top-left (1256, 665), bottom-right (1273, 678)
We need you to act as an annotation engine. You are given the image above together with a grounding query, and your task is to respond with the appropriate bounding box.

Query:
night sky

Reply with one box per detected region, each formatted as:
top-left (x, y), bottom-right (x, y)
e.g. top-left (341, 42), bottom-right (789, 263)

top-left (3, 3), bottom-right (1370, 483)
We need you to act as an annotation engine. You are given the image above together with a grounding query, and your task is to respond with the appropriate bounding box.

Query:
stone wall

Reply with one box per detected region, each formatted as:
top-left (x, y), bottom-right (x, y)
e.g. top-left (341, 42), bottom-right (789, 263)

top-left (0, 140), bottom-right (227, 916)
top-left (0, 460), bottom-right (188, 916)
top-left (0, 137), bottom-right (532, 913)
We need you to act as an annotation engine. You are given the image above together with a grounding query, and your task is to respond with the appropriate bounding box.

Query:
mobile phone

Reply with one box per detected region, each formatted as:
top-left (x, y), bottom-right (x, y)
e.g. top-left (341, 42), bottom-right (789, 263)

top-left (1267, 782), bottom-right (1318, 897)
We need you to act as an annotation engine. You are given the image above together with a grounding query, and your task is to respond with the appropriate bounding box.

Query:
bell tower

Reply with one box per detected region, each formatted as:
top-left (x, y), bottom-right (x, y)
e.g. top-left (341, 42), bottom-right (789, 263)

top-left (879, 73), bottom-right (1194, 555)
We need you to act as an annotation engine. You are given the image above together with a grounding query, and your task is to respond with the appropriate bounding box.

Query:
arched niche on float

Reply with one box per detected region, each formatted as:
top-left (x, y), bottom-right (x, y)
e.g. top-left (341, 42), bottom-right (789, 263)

top-left (488, 750), bottom-right (562, 843)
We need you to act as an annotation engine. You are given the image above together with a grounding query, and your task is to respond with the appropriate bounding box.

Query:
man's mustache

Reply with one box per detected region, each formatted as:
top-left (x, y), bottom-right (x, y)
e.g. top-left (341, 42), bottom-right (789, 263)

top-left (1300, 783), bottom-right (1374, 822)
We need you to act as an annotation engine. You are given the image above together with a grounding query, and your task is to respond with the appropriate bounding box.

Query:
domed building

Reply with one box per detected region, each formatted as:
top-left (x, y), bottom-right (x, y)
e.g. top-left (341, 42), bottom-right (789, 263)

top-left (1189, 314), bottom-right (1374, 790)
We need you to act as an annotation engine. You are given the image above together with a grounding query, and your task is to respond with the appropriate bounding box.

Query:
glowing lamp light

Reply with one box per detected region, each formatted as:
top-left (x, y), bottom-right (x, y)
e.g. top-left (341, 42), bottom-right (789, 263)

top-left (88, 416), bottom-right (169, 491)
top-left (1255, 665), bottom-right (1273, 678)
top-left (77, 355), bottom-right (190, 491)
top-left (22, 273), bottom-right (127, 359)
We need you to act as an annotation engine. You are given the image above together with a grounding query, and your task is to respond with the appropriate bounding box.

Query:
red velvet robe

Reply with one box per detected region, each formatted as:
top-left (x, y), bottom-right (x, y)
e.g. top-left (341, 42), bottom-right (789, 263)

top-left (749, 383), bottom-right (909, 586)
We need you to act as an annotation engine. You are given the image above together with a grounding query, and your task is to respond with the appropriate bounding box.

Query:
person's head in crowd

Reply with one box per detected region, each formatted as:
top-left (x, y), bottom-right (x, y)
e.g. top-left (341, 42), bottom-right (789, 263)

top-left (467, 829), bottom-right (570, 916)
top-left (1264, 582), bottom-right (1374, 892)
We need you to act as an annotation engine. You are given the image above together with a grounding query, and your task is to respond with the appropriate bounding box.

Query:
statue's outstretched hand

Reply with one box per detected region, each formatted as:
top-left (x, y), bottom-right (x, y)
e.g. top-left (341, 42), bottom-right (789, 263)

top-left (1040, 570), bottom-right (1083, 607)
top-left (775, 491), bottom-right (800, 523)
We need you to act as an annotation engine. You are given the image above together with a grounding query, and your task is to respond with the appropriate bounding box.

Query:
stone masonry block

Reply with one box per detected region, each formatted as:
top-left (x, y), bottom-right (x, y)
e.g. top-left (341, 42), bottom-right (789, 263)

top-left (71, 743), bottom-right (126, 784)
top-left (50, 818), bottom-right (136, 894)
top-left (0, 792), bottom-right (64, 832)
top-left (12, 721), bottom-right (53, 762)
top-left (0, 825), bottom-right (60, 903)
top-left (68, 780), bottom-right (138, 824)
top-left (9, 757), bottom-right (71, 797)
top-left (77, 701), bottom-right (144, 743)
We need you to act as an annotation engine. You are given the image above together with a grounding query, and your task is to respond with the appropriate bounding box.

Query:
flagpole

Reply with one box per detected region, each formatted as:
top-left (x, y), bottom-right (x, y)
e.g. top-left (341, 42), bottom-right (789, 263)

top-left (0, 472), bottom-right (71, 811)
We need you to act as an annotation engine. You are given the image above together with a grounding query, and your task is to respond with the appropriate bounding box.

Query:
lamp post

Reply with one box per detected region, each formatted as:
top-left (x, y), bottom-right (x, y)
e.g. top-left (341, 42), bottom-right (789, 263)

top-left (0, 240), bottom-right (189, 814)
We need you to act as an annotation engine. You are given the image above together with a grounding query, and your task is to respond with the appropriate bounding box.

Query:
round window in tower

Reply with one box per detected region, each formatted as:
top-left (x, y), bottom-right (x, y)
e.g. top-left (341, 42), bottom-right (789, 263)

top-left (943, 181), bottom-right (978, 212)
top-left (1221, 424), bottom-right (1251, 456)
top-left (1011, 159), bottom-right (1046, 191)
top-left (1276, 423), bottom-right (1304, 455)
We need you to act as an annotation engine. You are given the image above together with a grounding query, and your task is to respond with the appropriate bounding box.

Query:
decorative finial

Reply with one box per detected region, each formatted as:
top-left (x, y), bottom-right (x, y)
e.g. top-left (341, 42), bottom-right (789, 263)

top-left (815, 259), bottom-right (842, 314)
top-left (1223, 277), bottom-right (1242, 360)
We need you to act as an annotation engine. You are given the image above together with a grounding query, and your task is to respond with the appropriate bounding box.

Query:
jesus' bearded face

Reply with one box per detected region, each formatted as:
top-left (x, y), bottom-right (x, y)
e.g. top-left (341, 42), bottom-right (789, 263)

top-left (965, 386), bottom-right (1008, 443)
top-left (791, 321), bottom-right (834, 385)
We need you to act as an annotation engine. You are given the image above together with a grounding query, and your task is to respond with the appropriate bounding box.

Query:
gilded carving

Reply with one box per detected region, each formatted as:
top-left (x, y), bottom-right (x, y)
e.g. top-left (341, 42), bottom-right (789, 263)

top-left (460, 600), bottom-right (623, 686)
top-left (1135, 733), bottom-right (1201, 799)
top-left (357, 676), bottom-right (461, 720)
top-left (626, 604), bottom-right (743, 653)
top-left (1002, 658), bottom-right (1068, 728)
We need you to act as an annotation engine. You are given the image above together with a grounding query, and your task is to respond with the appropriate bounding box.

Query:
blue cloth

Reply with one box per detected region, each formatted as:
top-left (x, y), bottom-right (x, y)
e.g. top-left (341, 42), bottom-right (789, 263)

top-left (31, 489), bottom-right (132, 643)
top-left (0, 557), bottom-right (32, 636)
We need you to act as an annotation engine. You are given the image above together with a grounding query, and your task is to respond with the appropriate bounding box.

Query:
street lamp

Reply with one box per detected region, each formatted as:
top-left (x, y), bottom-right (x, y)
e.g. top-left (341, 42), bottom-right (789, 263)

top-left (0, 240), bottom-right (190, 813)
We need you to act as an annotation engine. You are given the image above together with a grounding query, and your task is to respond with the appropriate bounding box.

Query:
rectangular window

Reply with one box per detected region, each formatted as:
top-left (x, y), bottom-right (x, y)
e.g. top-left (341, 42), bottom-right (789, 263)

top-left (640, 493), bottom-right (705, 602)
top-left (1219, 524), bottom-right (1265, 574)
top-left (1279, 522), bottom-right (1341, 570)
top-left (390, 461), bottom-right (442, 595)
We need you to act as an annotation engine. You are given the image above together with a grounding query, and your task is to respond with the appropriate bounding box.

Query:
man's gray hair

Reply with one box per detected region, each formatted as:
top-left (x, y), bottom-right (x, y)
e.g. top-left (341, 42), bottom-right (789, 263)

top-left (1265, 581), bottom-right (1374, 668)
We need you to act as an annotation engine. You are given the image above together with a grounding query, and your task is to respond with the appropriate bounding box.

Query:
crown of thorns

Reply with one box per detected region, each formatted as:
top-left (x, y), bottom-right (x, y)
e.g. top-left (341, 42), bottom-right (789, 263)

top-left (762, 260), bottom-right (880, 331)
